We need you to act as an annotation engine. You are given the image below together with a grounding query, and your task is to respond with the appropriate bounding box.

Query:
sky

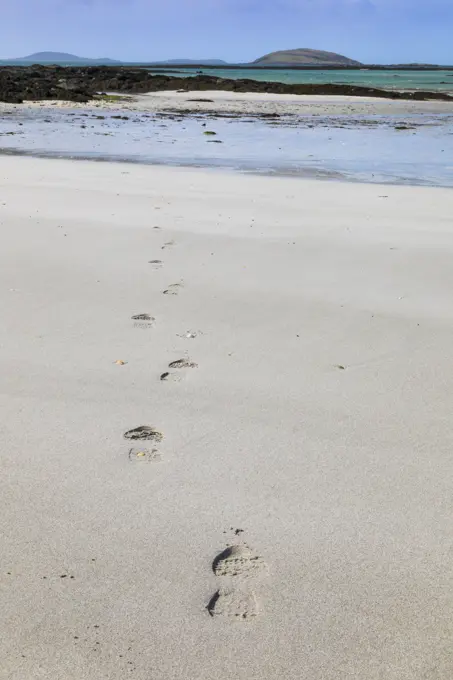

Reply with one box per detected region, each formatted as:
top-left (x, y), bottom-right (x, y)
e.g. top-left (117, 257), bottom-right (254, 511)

top-left (1, 0), bottom-right (453, 64)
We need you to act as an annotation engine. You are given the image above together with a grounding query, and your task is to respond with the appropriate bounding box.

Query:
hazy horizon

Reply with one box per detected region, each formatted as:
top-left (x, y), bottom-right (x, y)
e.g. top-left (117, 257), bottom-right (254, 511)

top-left (1, 1), bottom-right (452, 65)
top-left (3, 50), bottom-right (452, 66)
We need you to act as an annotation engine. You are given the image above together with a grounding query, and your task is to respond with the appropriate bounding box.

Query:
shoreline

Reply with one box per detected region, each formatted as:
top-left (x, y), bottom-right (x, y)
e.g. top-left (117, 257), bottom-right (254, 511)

top-left (1, 145), bottom-right (452, 189)
top-left (1, 95), bottom-right (453, 188)
top-left (1, 65), bottom-right (453, 105)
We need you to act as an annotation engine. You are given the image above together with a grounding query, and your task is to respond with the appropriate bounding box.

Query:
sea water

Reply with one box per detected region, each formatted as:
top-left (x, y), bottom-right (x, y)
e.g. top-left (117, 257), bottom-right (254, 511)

top-left (0, 107), bottom-right (452, 187)
top-left (1, 61), bottom-right (453, 93)
top-left (151, 68), bottom-right (453, 94)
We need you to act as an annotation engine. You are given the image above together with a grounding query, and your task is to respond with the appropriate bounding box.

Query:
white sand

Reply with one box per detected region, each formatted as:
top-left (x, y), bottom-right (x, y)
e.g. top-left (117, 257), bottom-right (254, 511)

top-left (138, 89), bottom-right (453, 116)
top-left (1, 156), bottom-right (453, 679)
top-left (4, 88), bottom-right (453, 117)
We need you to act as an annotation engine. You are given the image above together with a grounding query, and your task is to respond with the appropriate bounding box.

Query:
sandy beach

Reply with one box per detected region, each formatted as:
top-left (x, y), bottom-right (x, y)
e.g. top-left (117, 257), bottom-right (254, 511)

top-left (1, 155), bottom-right (453, 679)
top-left (6, 89), bottom-right (453, 116)
top-left (125, 89), bottom-right (453, 116)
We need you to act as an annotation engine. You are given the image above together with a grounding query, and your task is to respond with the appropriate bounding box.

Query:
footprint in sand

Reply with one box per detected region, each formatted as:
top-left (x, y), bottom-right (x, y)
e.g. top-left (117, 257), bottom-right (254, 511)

top-left (163, 282), bottom-right (183, 296)
top-left (213, 545), bottom-right (266, 579)
top-left (148, 259), bottom-right (163, 270)
top-left (207, 587), bottom-right (258, 620)
top-left (161, 240), bottom-right (176, 250)
top-left (160, 371), bottom-right (183, 383)
top-left (168, 358), bottom-right (198, 369)
top-left (124, 426), bottom-right (163, 443)
top-left (160, 357), bottom-right (198, 383)
top-left (131, 313), bottom-right (155, 329)
top-left (208, 543), bottom-right (267, 621)
top-left (128, 447), bottom-right (162, 463)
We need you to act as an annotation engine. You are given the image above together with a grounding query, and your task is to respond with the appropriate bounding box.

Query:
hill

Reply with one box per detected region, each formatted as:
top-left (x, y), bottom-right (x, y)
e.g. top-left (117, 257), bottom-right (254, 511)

top-left (13, 52), bottom-right (120, 64)
top-left (253, 49), bottom-right (362, 66)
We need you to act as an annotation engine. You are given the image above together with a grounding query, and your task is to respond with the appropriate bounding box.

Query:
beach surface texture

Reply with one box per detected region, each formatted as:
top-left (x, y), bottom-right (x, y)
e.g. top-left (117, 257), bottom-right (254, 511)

top-left (1, 156), bottom-right (453, 679)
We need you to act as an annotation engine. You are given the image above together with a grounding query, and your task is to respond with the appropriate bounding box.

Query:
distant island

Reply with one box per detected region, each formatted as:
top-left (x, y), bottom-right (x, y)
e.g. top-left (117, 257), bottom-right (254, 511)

top-left (11, 52), bottom-right (121, 65)
top-left (253, 48), bottom-right (362, 67)
top-left (2, 49), bottom-right (450, 70)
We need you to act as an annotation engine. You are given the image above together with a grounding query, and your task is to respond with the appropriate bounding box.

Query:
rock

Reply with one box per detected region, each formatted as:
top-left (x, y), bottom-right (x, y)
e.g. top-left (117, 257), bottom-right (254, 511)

top-left (0, 65), bottom-right (451, 103)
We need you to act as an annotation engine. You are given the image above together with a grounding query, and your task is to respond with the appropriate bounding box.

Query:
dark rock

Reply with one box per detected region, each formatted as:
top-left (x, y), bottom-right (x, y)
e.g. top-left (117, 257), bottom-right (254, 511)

top-left (0, 65), bottom-right (452, 104)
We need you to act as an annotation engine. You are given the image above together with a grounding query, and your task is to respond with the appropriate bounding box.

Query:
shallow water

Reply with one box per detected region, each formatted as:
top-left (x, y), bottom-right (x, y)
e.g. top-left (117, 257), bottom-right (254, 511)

top-left (1, 60), bottom-right (452, 93)
top-left (1, 108), bottom-right (452, 187)
top-left (153, 68), bottom-right (453, 93)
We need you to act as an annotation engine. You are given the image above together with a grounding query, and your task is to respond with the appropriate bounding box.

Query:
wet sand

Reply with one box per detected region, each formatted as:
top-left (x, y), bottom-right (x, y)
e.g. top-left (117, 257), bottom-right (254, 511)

top-left (1, 156), bottom-right (453, 679)
top-left (4, 88), bottom-right (453, 116)
top-left (1, 96), bottom-right (453, 186)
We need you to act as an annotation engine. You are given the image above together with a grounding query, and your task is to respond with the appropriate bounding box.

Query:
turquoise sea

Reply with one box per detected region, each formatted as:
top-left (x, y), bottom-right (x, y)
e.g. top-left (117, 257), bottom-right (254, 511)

top-left (155, 68), bottom-right (453, 93)
top-left (1, 60), bottom-right (453, 93)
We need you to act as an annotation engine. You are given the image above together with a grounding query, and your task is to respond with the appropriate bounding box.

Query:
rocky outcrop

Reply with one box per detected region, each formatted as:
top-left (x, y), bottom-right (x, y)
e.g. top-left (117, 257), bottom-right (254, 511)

top-left (0, 65), bottom-right (451, 104)
top-left (253, 49), bottom-right (362, 66)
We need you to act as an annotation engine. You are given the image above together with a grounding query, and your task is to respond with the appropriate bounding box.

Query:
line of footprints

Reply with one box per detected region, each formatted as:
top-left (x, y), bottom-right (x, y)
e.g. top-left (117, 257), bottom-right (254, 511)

top-left (125, 247), bottom-right (266, 621)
